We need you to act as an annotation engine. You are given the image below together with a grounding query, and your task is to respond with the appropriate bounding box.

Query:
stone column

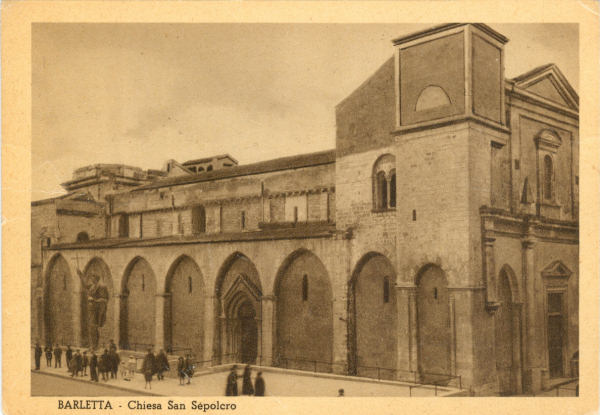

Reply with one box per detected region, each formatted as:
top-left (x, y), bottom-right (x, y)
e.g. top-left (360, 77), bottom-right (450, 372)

top-left (332, 294), bottom-right (348, 375)
top-left (112, 294), bottom-right (122, 349)
top-left (154, 293), bottom-right (169, 352)
top-left (260, 295), bottom-right (275, 366)
top-left (72, 289), bottom-right (82, 347)
top-left (512, 302), bottom-right (524, 394)
top-left (522, 237), bottom-right (541, 393)
top-left (202, 295), bottom-right (215, 366)
top-left (483, 236), bottom-right (500, 311)
top-left (449, 294), bottom-right (457, 375)
top-left (395, 286), bottom-right (413, 380)
top-left (408, 291), bottom-right (418, 374)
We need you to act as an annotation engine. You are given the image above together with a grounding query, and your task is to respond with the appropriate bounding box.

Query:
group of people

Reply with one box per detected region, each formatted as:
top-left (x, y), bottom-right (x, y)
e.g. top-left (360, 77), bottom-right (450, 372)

top-left (34, 340), bottom-right (122, 383)
top-left (36, 343), bottom-right (268, 396)
top-left (140, 348), bottom-right (171, 389)
top-left (225, 365), bottom-right (265, 396)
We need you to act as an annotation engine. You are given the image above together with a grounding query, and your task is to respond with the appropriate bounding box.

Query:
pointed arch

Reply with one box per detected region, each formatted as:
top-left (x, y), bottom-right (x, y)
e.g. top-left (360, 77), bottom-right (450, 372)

top-left (81, 257), bottom-right (115, 348)
top-left (164, 255), bottom-right (205, 356)
top-left (348, 252), bottom-right (397, 378)
top-left (274, 249), bottom-right (333, 372)
top-left (120, 256), bottom-right (157, 350)
top-left (44, 254), bottom-right (77, 346)
top-left (213, 252), bottom-right (262, 364)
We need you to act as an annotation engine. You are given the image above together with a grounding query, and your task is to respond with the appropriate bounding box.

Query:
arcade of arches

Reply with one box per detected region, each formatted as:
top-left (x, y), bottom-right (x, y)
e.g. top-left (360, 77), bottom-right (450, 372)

top-left (42, 251), bottom-right (532, 389)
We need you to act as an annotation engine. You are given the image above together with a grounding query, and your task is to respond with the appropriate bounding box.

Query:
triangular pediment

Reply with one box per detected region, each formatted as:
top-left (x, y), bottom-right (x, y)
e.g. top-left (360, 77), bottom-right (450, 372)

top-left (541, 260), bottom-right (572, 279)
top-left (512, 64), bottom-right (578, 111)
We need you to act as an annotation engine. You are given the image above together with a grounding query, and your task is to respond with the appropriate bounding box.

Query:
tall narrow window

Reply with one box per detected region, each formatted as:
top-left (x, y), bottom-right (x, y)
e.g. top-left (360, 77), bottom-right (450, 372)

top-left (377, 171), bottom-right (388, 209)
top-left (293, 206), bottom-right (299, 223)
top-left (241, 211), bottom-right (246, 230)
top-left (118, 214), bottom-right (129, 238)
top-left (63, 274), bottom-right (67, 291)
top-left (383, 277), bottom-right (390, 303)
top-left (142, 274), bottom-right (145, 291)
top-left (544, 155), bottom-right (553, 200)
top-left (389, 171), bottom-right (396, 208)
top-left (192, 205), bottom-right (206, 234)
top-left (188, 276), bottom-right (192, 294)
top-left (302, 274), bottom-right (308, 301)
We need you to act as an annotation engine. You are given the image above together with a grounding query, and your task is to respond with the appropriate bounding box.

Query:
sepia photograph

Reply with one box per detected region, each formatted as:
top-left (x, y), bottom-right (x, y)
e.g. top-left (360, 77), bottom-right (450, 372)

top-left (28, 21), bottom-right (581, 399)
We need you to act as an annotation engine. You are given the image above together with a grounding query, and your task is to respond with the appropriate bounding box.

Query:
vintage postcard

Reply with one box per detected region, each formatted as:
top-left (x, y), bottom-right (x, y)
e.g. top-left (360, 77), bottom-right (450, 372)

top-left (2, 1), bottom-right (599, 414)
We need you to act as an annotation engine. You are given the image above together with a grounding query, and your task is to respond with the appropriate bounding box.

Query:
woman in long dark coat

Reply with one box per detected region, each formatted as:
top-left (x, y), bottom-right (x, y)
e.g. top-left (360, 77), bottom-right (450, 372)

top-left (225, 365), bottom-right (238, 396)
top-left (89, 351), bottom-right (99, 382)
top-left (142, 349), bottom-right (156, 390)
top-left (242, 365), bottom-right (254, 395)
top-left (254, 372), bottom-right (265, 396)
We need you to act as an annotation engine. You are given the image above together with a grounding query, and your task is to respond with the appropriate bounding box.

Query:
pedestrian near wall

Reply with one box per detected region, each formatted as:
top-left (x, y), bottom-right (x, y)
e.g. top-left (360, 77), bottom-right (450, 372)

top-left (65, 346), bottom-right (73, 373)
top-left (156, 349), bottom-right (169, 380)
top-left (82, 351), bottom-right (89, 376)
top-left (45, 345), bottom-right (53, 367)
top-left (54, 344), bottom-right (62, 368)
top-left (177, 357), bottom-right (186, 385)
top-left (89, 351), bottom-right (99, 382)
top-left (242, 365), bottom-right (254, 395)
top-left (34, 343), bottom-right (43, 370)
top-left (142, 348), bottom-right (156, 390)
top-left (184, 354), bottom-right (194, 385)
top-left (254, 372), bottom-right (265, 396)
top-left (99, 349), bottom-right (109, 381)
top-left (225, 365), bottom-right (238, 396)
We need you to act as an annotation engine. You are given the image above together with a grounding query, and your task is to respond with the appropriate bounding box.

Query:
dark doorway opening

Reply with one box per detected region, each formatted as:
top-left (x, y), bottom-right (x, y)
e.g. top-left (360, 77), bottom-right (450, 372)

top-left (238, 301), bottom-right (258, 364)
top-left (547, 292), bottom-right (565, 378)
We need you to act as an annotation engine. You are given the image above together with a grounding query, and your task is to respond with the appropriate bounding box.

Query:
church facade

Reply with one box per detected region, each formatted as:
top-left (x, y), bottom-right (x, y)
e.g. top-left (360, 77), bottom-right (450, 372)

top-left (32, 24), bottom-right (579, 396)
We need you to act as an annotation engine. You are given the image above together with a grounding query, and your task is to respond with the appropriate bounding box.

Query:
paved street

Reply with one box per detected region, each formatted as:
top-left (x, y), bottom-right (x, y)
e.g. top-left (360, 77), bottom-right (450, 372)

top-left (32, 372), bottom-right (151, 396)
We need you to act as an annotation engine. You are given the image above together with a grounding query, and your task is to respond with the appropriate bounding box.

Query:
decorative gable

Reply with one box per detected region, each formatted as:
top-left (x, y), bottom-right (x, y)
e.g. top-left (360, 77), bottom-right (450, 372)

top-left (541, 260), bottom-right (572, 282)
top-left (511, 64), bottom-right (578, 111)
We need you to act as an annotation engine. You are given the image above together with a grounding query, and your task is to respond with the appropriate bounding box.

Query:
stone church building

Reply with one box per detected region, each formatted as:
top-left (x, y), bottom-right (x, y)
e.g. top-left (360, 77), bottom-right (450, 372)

top-left (31, 24), bottom-right (578, 396)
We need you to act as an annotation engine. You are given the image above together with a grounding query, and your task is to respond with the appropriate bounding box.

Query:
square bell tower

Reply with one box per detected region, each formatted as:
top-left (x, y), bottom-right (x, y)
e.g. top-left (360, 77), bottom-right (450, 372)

top-left (393, 23), bottom-right (508, 134)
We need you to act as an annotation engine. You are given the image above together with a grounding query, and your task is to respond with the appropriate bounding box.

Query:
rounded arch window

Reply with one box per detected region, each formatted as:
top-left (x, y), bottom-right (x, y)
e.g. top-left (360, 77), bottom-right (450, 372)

top-left (373, 154), bottom-right (396, 210)
top-left (76, 232), bottom-right (90, 243)
top-left (415, 85), bottom-right (451, 112)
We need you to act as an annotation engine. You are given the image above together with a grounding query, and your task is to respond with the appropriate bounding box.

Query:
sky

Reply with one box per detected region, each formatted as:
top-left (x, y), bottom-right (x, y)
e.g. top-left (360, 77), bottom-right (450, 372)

top-left (32, 23), bottom-right (579, 201)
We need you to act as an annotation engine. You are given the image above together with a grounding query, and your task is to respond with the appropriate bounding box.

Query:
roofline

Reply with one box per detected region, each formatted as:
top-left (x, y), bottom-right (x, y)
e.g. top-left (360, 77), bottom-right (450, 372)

top-left (510, 63), bottom-right (579, 104)
top-left (392, 23), bottom-right (508, 46)
top-left (132, 149), bottom-right (336, 192)
top-left (182, 154), bottom-right (239, 165)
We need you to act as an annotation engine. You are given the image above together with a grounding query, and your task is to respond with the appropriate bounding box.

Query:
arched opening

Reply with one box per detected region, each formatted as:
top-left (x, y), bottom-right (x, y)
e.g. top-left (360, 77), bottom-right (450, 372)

top-left (214, 253), bottom-right (262, 365)
top-left (416, 264), bottom-right (450, 382)
top-left (44, 254), bottom-right (76, 346)
top-left (81, 258), bottom-right (115, 349)
top-left (76, 232), bottom-right (90, 243)
top-left (372, 154), bottom-right (396, 211)
top-left (495, 265), bottom-right (523, 395)
top-left (348, 253), bottom-right (397, 379)
top-left (120, 257), bottom-right (156, 350)
top-left (415, 85), bottom-right (451, 111)
top-left (165, 255), bottom-right (204, 358)
top-left (274, 250), bottom-right (333, 372)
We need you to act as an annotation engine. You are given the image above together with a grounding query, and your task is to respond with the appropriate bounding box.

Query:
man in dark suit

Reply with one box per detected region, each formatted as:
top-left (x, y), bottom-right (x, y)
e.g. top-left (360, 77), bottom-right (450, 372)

top-left (89, 350), bottom-right (99, 382)
top-left (254, 372), bottom-right (265, 396)
top-left (65, 345), bottom-right (73, 372)
top-left (54, 344), bottom-right (62, 368)
top-left (34, 343), bottom-right (43, 370)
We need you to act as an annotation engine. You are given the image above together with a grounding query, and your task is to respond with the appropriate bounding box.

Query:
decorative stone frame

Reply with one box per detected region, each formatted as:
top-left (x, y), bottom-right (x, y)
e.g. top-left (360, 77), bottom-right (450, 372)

top-left (534, 129), bottom-right (561, 216)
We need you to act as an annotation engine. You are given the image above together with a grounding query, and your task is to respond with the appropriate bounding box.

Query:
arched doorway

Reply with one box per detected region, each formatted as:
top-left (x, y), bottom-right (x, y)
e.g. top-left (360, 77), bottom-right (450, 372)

top-left (81, 258), bottom-right (115, 349)
top-left (44, 254), bottom-right (76, 346)
top-left (495, 265), bottom-right (522, 395)
top-left (214, 253), bottom-right (262, 364)
top-left (275, 250), bottom-right (333, 372)
top-left (165, 256), bottom-right (204, 358)
top-left (416, 264), bottom-right (450, 382)
top-left (120, 257), bottom-right (156, 350)
top-left (348, 253), bottom-right (397, 379)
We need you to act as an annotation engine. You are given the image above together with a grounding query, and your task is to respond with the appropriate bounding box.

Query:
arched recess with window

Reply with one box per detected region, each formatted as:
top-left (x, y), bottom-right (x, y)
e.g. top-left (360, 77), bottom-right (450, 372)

top-left (76, 232), bottom-right (90, 243)
top-left (348, 252), bottom-right (397, 379)
top-left (373, 154), bottom-right (396, 210)
top-left (534, 129), bottom-right (561, 206)
top-left (274, 249), bottom-right (333, 372)
top-left (44, 254), bottom-right (77, 346)
top-left (495, 265), bottom-right (523, 395)
top-left (416, 264), bottom-right (450, 381)
top-left (81, 257), bottom-right (115, 349)
top-left (164, 255), bottom-right (205, 357)
top-left (120, 257), bottom-right (156, 350)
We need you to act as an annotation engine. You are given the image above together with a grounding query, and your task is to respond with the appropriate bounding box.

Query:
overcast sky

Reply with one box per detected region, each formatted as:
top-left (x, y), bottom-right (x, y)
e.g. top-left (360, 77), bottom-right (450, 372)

top-left (32, 23), bottom-right (578, 201)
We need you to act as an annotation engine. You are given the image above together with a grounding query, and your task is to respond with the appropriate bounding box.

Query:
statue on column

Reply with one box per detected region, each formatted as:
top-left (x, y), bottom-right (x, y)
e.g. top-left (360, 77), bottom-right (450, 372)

top-left (77, 269), bottom-right (109, 350)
